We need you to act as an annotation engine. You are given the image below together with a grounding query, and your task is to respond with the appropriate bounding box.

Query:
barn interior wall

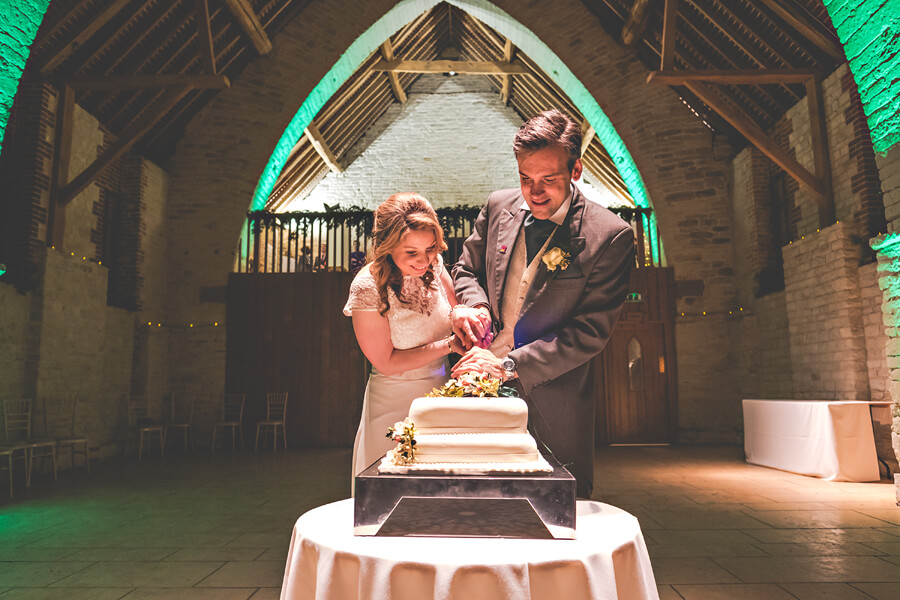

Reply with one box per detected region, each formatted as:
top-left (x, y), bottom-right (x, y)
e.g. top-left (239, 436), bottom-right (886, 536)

top-left (0, 87), bottom-right (171, 457)
top-left (729, 64), bottom-right (890, 406)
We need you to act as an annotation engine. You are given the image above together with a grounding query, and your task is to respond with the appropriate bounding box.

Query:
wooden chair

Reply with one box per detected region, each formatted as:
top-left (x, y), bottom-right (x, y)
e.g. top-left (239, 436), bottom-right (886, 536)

top-left (0, 447), bottom-right (18, 498)
top-left (255, 392), bottom-right (288, 452)
top-left (3, 398), bottom-right (57, 487)
top-left (43, 395), bottom-right (90, 475)
top-left (212, 393), bottom-right (245, 455)
top-left (125, 396), bottom-right (165, 460)
top-left (164, 393), bottom-right (194, 455)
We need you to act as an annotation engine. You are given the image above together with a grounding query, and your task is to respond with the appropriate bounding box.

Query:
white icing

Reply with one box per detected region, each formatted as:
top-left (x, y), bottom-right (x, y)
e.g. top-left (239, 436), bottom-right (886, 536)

top-left (409, 397), bottom-right (528, 432)
top-left (414, 433), bottom-right (538, 463)
top-left (379, 395), bottom-right (550, 474)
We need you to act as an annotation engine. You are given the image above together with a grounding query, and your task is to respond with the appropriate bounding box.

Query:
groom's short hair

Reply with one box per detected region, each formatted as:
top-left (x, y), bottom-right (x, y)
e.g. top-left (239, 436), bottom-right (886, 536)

top-left (513, 109), bottom-right (582, 171)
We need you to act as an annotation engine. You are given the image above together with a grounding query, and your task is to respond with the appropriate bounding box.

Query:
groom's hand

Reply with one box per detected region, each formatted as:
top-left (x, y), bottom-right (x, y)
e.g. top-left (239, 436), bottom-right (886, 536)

top-left (452, 347), bottom-right (504, 380)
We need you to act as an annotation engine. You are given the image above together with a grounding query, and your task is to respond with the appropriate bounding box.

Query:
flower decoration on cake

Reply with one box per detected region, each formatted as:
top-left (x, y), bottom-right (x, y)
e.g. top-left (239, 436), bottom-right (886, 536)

top-left (542, 247), bottom-right (571, 272)
top-left (427, 372), bottom-right (517, 398)
top-left (385, 417), bottom-right (417, 464)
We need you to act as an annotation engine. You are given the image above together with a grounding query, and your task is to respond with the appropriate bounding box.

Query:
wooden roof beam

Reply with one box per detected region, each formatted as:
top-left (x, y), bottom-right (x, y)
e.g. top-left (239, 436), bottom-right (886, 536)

top-left (756, 0), bottom-right (844, 62)
top-left (500, 38), bottom-right (514, 105)
top-left (647, 69), bottom-right (816, 85)
top-left (222, 0), bottom-right (272, 55)
top-left (40, 0), bottom-right (133, 74)
top-left (304, 122), bottom-right (342, 174)
top-left (660, 0), bottom-right (678, 70)
top-left (372, 59), bottom-right (529, 75)
top-left (195, 0), bottom-right (217, 74)
top-left (581, 120), bottom-right (595, 157)
top-left (380, 40), bottom-right (407, 103)
top-left (622, 0), bottom-right (654, 46)
top-left (67, 74), bottom-right (231, 91)
top-left (684, 81), bottom-right (827, 207)
top-left (58, 87), bottom-right (193, 206)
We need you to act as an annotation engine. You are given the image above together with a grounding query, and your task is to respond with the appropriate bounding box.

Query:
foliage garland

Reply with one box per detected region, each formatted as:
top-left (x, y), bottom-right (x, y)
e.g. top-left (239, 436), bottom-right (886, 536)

top-left (247, 204), bottom-right (654, 236)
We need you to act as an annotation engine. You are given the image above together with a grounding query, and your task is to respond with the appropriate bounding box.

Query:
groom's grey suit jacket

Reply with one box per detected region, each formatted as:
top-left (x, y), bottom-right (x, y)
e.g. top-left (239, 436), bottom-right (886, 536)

top-left (453, 186), bottom-right (635, 497)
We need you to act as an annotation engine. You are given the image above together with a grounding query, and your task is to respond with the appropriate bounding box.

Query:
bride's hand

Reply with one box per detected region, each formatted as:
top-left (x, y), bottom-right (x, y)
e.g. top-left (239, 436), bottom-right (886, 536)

top-left (450, 306), bottom-right (490, 347)
top-left (448, 334), bottom-right (467, 355)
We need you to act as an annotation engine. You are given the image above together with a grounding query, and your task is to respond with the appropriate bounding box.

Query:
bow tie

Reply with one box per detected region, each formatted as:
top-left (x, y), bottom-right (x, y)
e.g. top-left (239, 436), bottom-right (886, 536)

top-left (524, 214), bottom-right (557, 264)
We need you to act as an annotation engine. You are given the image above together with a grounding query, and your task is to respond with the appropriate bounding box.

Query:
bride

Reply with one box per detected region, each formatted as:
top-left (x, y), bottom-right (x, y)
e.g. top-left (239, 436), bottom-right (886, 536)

top-left (343, 193), bottom-right (489, 480)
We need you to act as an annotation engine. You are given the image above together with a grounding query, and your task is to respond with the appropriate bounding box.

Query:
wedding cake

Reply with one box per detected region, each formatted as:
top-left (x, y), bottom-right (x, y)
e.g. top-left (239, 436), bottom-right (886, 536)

top-left (378, 374), bottom-right (552, 474)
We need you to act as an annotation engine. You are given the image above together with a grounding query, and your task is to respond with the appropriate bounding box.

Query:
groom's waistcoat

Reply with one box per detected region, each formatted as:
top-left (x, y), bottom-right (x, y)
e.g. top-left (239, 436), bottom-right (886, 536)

top-left (490, 225), bottom-right (553, 358)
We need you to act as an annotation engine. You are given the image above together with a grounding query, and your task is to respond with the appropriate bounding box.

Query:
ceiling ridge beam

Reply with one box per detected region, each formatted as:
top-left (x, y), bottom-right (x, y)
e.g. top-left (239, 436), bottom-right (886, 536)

top-left (222, 0), bottom-right (272, 55)
top-left (372, 59), bottom-right (529, 75)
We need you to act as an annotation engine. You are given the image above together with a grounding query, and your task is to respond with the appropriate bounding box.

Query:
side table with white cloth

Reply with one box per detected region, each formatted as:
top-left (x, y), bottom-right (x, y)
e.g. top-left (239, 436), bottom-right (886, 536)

top-left (742, 399), bottom-right (890, 482)
top-left (280, 498), bottom-right (659, 600)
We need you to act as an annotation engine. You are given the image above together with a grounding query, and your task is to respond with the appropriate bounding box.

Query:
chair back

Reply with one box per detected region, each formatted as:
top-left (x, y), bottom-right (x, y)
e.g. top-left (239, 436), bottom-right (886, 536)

top-left (127, 396), bottom-right (153, 427)
top-left (169, 393), bottom-right (195, 425)
top-left (222, 393), bottom-right (245, 422)
top-left (266, 392), bottom-right (288, 421)
top-left (41, 395), bottom-right (78, 438)
top-left (3, 399), bottom-right (32, 443)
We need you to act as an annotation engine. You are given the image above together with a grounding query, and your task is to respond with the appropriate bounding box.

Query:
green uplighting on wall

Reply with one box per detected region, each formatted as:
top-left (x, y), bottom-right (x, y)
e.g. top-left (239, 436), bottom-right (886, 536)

top-left (0, 0), bottom-right (51, 154)
top-left (251, 0), bottom-right (659, 262)
top-left (823, 0), bottom-right (900, 154)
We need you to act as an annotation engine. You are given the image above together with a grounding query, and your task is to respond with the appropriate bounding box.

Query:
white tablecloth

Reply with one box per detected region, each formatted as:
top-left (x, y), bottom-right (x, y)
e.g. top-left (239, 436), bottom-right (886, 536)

top-left (280, 498), bottom-right (658, 600)
top-left (742, 399), bottom-right (885, 482)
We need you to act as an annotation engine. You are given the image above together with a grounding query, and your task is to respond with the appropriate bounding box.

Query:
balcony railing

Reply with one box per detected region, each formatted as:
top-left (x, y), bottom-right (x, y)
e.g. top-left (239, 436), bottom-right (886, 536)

top-left (235, 205), bottom-right (660, 273)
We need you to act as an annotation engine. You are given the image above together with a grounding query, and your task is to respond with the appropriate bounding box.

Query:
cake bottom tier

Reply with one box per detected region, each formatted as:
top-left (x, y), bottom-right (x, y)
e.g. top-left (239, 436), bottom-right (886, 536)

top-left (414, 432), bottom-right (539, 463)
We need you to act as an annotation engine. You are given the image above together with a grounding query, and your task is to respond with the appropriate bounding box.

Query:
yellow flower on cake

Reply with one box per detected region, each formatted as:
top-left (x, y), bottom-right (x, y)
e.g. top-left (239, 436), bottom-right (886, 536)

top-left (542, 247), bottom-right (571, 271)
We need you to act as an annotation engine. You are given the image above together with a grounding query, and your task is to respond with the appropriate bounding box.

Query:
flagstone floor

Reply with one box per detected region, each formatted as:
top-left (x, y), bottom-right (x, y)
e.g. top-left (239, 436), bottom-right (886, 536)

top-left (0, 445), bottom-right (898, 599)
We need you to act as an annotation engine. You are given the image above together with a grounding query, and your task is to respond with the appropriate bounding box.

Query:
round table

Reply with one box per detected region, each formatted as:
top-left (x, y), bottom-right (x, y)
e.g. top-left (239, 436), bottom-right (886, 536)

top-left (280, 499), bottom-right (658, 600)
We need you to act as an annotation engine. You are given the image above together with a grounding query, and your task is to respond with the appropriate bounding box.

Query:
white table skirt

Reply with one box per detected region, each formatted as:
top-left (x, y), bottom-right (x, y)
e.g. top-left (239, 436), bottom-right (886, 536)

top-left (743, 399), bottom-right (885, 482)
top-left (280, 498), bottom-right (659, 600)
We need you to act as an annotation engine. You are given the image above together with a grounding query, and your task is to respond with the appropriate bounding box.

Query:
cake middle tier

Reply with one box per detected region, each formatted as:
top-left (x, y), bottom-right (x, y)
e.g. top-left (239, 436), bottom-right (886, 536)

top-left (413, 432), bottom-right (539, 463)
top-left (409, 397), bottom-right (528, 433)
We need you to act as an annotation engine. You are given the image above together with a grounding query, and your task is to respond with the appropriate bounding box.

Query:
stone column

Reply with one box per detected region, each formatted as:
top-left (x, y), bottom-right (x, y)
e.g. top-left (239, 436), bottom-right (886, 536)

top-left (871, 232), bottom-right (900, 502)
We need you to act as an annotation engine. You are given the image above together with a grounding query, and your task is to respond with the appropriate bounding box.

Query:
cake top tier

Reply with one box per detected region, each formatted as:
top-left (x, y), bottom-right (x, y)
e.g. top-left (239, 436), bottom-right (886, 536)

top-left (409, 397), bottom-right (528, 433)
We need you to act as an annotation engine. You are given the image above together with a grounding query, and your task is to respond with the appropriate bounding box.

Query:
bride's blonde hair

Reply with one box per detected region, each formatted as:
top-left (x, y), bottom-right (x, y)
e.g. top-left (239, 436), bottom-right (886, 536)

top-left (369, 193), bottom-right (447, 316)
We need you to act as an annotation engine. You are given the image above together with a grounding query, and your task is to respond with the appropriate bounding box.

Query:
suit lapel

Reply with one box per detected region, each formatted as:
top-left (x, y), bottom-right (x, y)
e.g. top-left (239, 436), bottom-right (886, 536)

top-left (519, 188), bottom-right (587, 317)
top-left (494, 202), bottom-right (526, 305)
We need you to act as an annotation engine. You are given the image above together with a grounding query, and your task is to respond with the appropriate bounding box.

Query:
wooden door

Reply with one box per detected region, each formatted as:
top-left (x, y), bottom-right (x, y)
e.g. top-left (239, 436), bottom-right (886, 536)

top-left (226, 273), bottom-right (367, 447)
top-left (601, 322), bottom-right (670, 443)
top-left (594, 267), bottom-right (677, 444)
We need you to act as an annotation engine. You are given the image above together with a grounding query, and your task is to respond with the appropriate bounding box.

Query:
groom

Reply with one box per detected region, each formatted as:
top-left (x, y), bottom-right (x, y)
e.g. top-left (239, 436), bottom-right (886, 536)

top-left (451, 110), bottom-right (635, 498)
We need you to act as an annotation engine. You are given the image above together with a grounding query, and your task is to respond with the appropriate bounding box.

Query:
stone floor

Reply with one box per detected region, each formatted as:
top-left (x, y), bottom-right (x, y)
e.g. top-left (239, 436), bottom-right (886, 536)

top-left (0, 445), bottom-right (898, 599)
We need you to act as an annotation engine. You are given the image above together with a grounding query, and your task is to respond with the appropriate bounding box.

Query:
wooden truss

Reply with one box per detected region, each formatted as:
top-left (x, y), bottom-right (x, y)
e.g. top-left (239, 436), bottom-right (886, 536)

top-left (47, 0), bottom-right (267, 245)
top-left (646, 0), bottom-right (835, 227)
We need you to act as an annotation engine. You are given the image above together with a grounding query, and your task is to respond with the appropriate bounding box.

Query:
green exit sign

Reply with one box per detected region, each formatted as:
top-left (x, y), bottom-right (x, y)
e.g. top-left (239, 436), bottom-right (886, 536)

top-left (625, 292), bottom-right (643, 303)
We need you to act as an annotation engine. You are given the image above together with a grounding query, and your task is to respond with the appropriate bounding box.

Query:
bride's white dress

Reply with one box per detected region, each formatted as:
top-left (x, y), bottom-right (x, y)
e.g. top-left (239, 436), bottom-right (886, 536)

top-left (343, 255), bottom-right (452, 479)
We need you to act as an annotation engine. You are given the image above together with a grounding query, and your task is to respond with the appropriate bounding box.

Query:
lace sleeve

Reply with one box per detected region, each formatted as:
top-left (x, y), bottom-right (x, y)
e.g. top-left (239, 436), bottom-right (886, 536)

top-left (343, 270), bottom-right (380, 316)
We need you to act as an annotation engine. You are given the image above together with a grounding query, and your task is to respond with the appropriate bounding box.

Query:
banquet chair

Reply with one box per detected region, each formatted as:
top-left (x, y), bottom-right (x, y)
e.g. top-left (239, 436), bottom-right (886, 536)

top-left (3, 398), bottom-right (57, 487)
top-left (255, 392), bottom-right (288, 452)
top-left (43, 395), bottom-right (90, 475)
top-left (125, 396), bottom-right (165, 460)
top-left (164, 393), bottom-right (194, 455)
top-left (212, 393), bottom-right (245, 455)
top-left (0, 447), bottom-right (14, 498)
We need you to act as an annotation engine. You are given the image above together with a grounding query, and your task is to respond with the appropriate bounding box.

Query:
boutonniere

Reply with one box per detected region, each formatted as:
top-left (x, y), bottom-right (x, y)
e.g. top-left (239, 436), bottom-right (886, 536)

top-left (542, 247), bottom-right (571, 271)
